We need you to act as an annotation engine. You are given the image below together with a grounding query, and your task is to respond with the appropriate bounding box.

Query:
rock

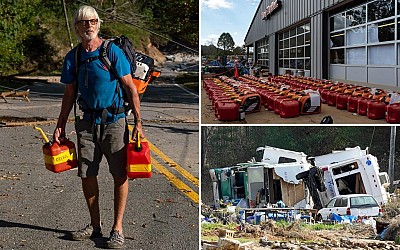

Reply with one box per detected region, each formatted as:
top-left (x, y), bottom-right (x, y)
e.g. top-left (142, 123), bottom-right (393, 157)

top-left (259, 236), bottom-right (268, 246)
top-left (218, 237), bottom-right (241, 250)
top-left (202, 243), bottom-right (219, 250)
top-left (300, 245), bottom-right (313, 250)
top-left (239, 242), bottom-right (254, 250)
top-left (271, 242), bottom-right (281, 249)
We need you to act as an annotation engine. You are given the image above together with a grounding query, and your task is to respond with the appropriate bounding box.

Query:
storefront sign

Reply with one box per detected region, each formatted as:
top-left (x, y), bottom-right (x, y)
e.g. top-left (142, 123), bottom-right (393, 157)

top-left (261, 0), bottom-right (282, 20)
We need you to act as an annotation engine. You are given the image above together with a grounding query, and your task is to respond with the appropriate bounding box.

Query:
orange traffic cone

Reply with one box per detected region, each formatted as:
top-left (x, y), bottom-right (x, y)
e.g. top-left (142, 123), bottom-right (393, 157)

top-left (234, 66), bottom-right (239, 79)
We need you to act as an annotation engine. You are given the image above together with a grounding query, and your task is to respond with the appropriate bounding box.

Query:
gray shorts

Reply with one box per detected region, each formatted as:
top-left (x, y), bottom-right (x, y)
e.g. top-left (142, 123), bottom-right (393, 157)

top-left (75, 118), bottom-right (128, 178)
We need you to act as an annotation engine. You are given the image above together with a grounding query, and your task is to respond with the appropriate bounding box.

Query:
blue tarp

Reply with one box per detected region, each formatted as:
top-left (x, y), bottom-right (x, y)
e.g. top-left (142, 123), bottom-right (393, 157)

top-left (207, 60), bottom-right (223, 66)
top-left (330, 213), bottom-right (357, 223)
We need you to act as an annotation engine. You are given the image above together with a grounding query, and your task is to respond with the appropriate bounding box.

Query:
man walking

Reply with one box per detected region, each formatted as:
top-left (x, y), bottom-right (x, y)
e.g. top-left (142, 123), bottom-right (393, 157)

top-left (53, 5), bottom-right (143, 249)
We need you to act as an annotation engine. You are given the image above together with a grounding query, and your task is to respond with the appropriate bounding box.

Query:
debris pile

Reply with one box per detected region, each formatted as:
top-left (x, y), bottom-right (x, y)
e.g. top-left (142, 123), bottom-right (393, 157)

top-left (201, 202), bottom-right (400, 250)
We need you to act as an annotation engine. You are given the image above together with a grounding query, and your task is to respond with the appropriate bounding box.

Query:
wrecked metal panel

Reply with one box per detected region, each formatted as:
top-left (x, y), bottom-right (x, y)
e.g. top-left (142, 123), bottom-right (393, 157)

top-left (247, 167), bottom-right (264, 207)
top-left (314, 146), bottom-right (364, 166)
top-left (274, 164), bottom-right (310, 184)
top-left (257, 146), bottom-right (308, 164)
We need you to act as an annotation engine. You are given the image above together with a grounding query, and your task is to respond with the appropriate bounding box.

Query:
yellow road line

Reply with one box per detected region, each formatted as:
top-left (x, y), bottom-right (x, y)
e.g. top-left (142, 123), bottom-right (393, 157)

top-left (128, 125), bottom-right (199, 187)
top-left (147, 140), bottom-right (199, 187)
top-left (152, 157), bottom-right (199, 204)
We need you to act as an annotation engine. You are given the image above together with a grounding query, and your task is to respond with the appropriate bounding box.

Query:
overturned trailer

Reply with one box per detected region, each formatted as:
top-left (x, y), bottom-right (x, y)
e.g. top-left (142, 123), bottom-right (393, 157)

top-left (209, 146), bottom-right (389, 210)
top-left (313, 147), bottom-right (389, 206)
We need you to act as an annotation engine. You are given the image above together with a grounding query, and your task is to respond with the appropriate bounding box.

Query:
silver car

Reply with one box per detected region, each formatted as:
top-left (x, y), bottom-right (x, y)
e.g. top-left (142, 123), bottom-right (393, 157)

top-left (317, 194), bottom-right (382, 221)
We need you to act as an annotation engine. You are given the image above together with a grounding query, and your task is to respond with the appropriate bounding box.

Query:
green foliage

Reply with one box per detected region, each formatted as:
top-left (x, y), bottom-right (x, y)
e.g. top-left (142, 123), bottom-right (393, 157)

top-left (232, 46), bottom-right (245, 55)
top-left (275, 220), bottom-right (290, 228)
top-left (202, 127), bottom-right (400, 177)
top-left (201, 222), bottom-right (238, 231)
top-left (134, 0), bottom-right (199, 49)
top-left (302, 223), bottom-right (345, 231)
top-left (201, 44), bottom-right (224, 59)
top-left (0, 0), bottom-right (198, 75)
top-left (0, 0), bottom-right (42, 73)
top-left (217, 32), bottom-right (235, 52)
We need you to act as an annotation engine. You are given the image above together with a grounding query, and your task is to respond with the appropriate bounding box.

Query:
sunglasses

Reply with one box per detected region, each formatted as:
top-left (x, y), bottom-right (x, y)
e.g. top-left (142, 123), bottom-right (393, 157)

top-left (77, 19), bottom-right (98, 26)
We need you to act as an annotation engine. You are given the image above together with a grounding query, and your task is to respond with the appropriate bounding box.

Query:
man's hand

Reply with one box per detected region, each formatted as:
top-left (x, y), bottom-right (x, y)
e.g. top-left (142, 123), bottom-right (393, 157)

top-left (131, 121), bottom-right (145, 141)
top-left (53, 127), bottom-right (66, 144)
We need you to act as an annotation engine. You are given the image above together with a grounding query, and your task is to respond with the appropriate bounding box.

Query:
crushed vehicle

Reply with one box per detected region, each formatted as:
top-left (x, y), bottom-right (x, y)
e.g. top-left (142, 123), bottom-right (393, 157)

top-left (316, 194), bottom-right (383, 221)
top-left (209, 146), bottom-right (389, 210)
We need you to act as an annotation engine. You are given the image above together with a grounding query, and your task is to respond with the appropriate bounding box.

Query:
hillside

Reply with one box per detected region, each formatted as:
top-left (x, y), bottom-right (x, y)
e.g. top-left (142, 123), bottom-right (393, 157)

top-left (0, 0), bottom-right (198, 76)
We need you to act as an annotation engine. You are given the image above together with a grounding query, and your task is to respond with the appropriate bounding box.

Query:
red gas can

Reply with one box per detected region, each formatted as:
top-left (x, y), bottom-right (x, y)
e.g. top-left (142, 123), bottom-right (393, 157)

top-left (266, 94), bottom-right (281, 111)
top-left (347, 95), bottom-right (360, 113)
top-left (257, 90), bottom-right (270, 106)
top-left (386, 103), bottom-right (400, 123)
top-left (42, 140), bottom-right (78, 173)
top-left (279, 99), bottom-right (300, 118)
top-left (336, 93), bottom-right (349, 110)
top-left (127, 134), bottom-right (152, 179)
top-left (319, 89), bottom-right (330, 104)
top-left (367, 100), bottom-right (386, 120)
top-left (216, 102), bottom-right (239, 121)
top-left (357, 98), bottom-right (369, 116)
top-left (274, 96), bottom-right (288, 115)
top-left (214, 99), bottom-right (234, 112)
top-left (327, 91), bottom-right (338, 106)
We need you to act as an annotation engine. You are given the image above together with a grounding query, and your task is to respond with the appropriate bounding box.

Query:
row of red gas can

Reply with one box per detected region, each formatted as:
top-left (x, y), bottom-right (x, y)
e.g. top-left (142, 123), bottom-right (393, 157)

top-left (255, 74), bottom-right (400, 123)
top-left (238, 75), bottom-right (322, 118)
top-left (203, 77), bottom-right (261, 121)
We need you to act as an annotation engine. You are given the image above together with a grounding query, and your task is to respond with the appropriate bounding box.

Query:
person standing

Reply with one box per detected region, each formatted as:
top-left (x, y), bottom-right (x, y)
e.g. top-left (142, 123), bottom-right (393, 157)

top-left (53, 5), bottom-right (143, 249)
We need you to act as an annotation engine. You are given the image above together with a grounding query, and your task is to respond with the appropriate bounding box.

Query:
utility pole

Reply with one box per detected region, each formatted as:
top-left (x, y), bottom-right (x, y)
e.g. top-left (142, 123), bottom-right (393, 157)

top-left (389, 126), bottom-right (396, 191)
top-left (62, 0), bottom-right (74, 49)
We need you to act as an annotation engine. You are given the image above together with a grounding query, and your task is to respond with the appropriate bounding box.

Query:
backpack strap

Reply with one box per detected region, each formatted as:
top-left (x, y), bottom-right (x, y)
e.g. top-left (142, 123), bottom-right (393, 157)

top-left (99, 39), bottom-right (122, 99)
top-left (73, 43), bottom-right (100, 122)
top-left (73, 43), bottom-right (82, 123)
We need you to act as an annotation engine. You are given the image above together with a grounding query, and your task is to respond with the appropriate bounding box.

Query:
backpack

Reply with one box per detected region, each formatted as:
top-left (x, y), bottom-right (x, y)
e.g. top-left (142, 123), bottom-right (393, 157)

top-left (74, 35), bottom-right (160, 111)
top-left (99, 35), bottom-right (160, 97)
top-left (73, 36), bottom-right (160, 142)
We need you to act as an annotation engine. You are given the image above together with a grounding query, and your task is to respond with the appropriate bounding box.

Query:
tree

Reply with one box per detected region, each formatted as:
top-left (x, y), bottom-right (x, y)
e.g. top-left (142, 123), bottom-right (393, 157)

top-left (232, 46), bottom-right (245, 55)
top-left (217, 32), bottom-right (235, 52)
top-left (134, 0), bottom-right (198, 49)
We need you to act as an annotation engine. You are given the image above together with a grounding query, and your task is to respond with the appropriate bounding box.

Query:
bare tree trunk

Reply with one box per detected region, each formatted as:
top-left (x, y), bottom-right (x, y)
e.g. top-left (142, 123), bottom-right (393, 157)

top-left (111, 0), bottom-right (117, 18)
top-left (201, 127), bottom-right (207, 172)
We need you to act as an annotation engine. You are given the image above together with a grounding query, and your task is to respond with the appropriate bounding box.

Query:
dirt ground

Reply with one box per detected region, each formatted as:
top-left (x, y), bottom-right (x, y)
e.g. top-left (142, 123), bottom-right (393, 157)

top-left (201, 78), bottom-right (390, 125)
top-left (202, 216), bottom-right (400, 250)
top-left (201, 199), bottom-right (400, 250)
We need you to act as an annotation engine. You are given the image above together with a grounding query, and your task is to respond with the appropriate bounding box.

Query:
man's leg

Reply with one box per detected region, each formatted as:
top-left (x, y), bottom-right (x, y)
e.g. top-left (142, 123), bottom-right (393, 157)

top-left (82, 176), bottom-right (101, 229)
top-left (69, 175), bottom-right (102, 241)
top-left (111, 175), bottom-right (128, 232)
top-left (104, 175), bottom-right (128, 248)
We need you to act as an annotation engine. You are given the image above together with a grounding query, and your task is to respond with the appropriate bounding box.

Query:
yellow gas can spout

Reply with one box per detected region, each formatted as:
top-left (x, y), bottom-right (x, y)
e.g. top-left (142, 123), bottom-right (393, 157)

top-left (34, 126), bottom-right (50, 144)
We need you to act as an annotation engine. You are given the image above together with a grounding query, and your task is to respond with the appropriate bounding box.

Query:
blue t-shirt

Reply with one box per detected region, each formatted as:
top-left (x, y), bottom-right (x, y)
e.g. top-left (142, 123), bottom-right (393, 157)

top-left (61, 42), bottom-right (131, 124)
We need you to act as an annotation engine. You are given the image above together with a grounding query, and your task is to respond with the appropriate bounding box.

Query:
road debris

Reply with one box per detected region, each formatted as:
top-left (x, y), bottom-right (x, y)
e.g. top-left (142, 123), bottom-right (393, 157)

top-left (1, 90), bottom-right (30, 103)
top-left (201, 200), bottom-right (400, 249)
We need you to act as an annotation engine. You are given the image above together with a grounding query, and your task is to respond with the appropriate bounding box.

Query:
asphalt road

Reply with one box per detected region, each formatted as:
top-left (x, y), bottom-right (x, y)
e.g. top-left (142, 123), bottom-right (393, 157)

top-left (0, 78), bottom-right (199, 249)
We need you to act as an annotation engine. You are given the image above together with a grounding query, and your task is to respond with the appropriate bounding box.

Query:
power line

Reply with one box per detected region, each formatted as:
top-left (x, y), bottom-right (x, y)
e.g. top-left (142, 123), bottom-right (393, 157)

top-left (75, 0), bottom-right (198, 53)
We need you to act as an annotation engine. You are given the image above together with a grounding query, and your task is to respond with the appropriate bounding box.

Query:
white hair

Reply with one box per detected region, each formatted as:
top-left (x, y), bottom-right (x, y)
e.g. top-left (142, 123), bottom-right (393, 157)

top-left (73, 5), bottom-right (103, 40)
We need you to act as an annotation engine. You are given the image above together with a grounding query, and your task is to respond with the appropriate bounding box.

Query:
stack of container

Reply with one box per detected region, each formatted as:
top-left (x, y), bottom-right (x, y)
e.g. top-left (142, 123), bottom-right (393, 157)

top-left (267, 75), bottom-right (400, 123)
top-left (203, 77), bottom-right (261, 121)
